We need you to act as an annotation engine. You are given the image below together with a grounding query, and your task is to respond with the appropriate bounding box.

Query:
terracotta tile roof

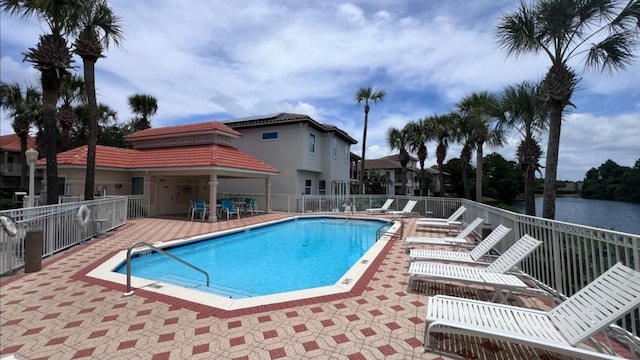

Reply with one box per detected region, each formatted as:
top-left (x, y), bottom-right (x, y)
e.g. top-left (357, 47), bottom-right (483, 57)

top-left (41, 145), bottom-right (139, 168)
top-left (41, 144), bottom-right (278, 174)
top-left (0, 134), bottom-right (36, 152)
top-left (129, 144), bottom-right (278, 173)
top-left (124, 121), bottom-right (241, 140)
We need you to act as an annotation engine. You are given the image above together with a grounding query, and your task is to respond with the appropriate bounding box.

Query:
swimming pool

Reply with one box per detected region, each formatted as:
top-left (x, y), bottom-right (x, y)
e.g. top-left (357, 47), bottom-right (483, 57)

top-left (89, 215), bottom-right (399, 311)
top-left (115, 217), bottom-right (387, 298)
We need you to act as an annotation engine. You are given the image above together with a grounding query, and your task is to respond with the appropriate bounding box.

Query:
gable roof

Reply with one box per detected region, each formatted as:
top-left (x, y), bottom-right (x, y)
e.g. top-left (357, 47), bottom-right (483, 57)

top-left (0, 134), bottom-right (37, 152)
top-left (124, 121), bottom-right (242, 140)
top-left (41, 144), bottom-right (279, 174)
top-left (365, 156), bottom-right (418, 171)
top-left (224, 113), bottom-right (358, 144)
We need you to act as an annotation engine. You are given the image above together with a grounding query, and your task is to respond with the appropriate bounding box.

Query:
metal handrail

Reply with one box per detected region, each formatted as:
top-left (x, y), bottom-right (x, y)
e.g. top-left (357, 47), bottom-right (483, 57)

top-left (376, 217), bottom-right (403, 241)
top-left (124, 241), bottom-right (210, 296)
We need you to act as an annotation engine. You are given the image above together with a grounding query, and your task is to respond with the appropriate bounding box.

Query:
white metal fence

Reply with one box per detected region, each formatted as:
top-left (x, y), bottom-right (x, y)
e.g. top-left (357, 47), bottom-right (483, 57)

top-left (227, 193), bottom-right (640, 336)
top-left (3, 192), bottom-right (639, 337)
top-left (0, 196), bottom-right (128, 275)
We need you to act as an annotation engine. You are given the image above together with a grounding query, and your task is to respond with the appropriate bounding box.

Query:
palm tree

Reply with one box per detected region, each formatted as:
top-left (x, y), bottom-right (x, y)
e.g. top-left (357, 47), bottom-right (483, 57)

top-left (355, 86), bottom-right (386, 194)
top-left (456, 91), bottom-right (506, 202)
top-left (128, 94), bottom-right (158, 131)
top-left (70, 102), bottom-right (117, 148)
top-left (58, 73), bottom-right (85, 152)
top-left (1, 0), bottom-right (82, 204)
top-left (0, 82), bottom-right (42, 191)
top-left (405, 119), bottom-right (431, 196)
top-left (450, 113), bottom-right (475, 199)
top-left (74, 0), bottom-right (123, 201)
top-left (431, 113), bottom-right (455, 197)
top-left (500, 81), bottom-right (549, 215)
top-left (497, 0), bottom-right (640, 219)
top-left (363, 169), bottom-right (392, 194)
top-left (386, 126), bottom-right (411, 195)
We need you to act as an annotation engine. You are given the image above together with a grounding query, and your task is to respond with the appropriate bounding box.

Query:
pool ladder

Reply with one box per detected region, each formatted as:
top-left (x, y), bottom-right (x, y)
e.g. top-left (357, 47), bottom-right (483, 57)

top-left (123, 241), bottom-right (210, 296)
top-left (376, 217), bottom-right (403, 241)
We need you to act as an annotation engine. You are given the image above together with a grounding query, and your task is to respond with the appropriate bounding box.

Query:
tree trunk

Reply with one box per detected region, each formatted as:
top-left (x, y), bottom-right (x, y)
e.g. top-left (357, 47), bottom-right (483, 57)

top-left (475, 143), bottom-right (483, 202)
top-left (462, 163), bottom-right (470, 199)
top-left (543, 102), bottom-right (563, 219)
top-left (19, 132), bottom-right (28, 191)
top-left (359, 108), bottom-right (369, 194)
top-left (401, 166), bottom-right (407, 195)
top-left (42, 69), bottom-right (60, 205)
top-left (437, 159), bottom-right (444, 197)
top-left (524, 166), bottom-right (536, 216)
top-left (84, 58), bottom-right (98, 201)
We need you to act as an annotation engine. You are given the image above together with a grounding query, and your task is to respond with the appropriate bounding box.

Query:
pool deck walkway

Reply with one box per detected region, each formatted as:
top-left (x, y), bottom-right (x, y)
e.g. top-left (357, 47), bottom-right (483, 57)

top-left (0, 214), bottom-right (629, 359)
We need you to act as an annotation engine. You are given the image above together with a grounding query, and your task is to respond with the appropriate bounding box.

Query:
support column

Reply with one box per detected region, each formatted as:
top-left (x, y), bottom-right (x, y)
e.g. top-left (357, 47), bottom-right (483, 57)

top-left (208, 173), bottom-right (218, 222)
top-left (265, 177), bottom-right (271, 213)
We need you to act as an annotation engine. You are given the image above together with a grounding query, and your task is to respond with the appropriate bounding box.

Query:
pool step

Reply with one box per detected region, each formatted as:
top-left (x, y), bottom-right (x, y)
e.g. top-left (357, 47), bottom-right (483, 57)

top-left (157, 274), bottom-right (263, 299)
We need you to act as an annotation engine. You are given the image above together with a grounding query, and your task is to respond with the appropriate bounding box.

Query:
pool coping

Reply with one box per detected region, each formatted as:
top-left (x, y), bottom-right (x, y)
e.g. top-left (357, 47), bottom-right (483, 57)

top-left (75, 215), bottom-right (401, 318)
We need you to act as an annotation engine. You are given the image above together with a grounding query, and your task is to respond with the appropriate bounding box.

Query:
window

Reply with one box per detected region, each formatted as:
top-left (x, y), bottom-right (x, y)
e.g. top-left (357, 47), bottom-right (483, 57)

top-left (305, 179), bottom-right (312, 195)
top-left (262, 132), bottom-right (278, 140)
top-left (132, 177), bottom-right (144, 195)
top-left (332, 138), bottom-right (337, 159)
top-left (319, 180), bottom-right (326, 195)
top-left (58, 177), bottom-right (66, 196)
top-left (309, 133), bottom-right (316, 153)
top-left (344, 145), bottom-right (349, 162)
top-left (217, 135), bottom-right (229, 144)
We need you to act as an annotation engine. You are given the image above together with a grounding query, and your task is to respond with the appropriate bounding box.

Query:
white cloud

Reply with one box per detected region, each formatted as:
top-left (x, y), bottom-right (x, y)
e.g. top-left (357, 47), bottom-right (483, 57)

top-left (337, 3), bottom-right (367, 26)
top-left (1, 0), bottom-right (638, 182)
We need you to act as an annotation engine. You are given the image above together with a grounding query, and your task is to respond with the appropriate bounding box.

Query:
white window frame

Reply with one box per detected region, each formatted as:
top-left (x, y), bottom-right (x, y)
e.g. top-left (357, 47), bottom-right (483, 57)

top-left (261, 131), bottom-right (279, 141)
top-left (332, 138), bottom-right (338, 159)
top-left (309, 133), bottom-right (316, 154)
top-left (305, 179), bottom-right (312, 195)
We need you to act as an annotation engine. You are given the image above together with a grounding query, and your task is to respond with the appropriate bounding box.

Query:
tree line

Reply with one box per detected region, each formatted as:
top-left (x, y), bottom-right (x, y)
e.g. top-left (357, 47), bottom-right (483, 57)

top-left (582, 159), bottom-right (640, 203)
top-left (0, 0), bottom-right (161, 204)
top-left (355, 0), bottom-right (640, 219)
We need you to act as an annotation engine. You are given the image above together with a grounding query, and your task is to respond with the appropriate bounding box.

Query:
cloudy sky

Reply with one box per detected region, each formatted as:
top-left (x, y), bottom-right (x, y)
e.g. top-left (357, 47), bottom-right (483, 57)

top-left (2, 0), bottom-right (639, 181)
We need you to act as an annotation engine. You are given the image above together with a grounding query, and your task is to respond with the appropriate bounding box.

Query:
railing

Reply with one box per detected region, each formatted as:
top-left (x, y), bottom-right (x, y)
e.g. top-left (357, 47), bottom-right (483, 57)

top-left (376, 218), bottom-right (403, 241)
top-left (2, 191), bottom-right (638, 337)
top-left (126, 195), bottom-right (149, 219)
top-left (56, 195), bottom-right (149, 219)
top-left (456, 198), bottom-right (640, 336)
top-left (0, 196), bottom-right (128, 275)
top-left (229, 193), bottom-right (640, 336)
top-left (124, 241), bottom-right (210, 296)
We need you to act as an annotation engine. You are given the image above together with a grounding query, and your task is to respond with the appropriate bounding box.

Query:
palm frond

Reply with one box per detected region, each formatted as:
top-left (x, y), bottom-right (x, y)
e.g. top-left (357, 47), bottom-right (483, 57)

top-left (610, 0), bottom-right (640, 29)
top-left (496, 1), bottom-right (543, 57)
top-left (586, 30), bottom-right (638, 72)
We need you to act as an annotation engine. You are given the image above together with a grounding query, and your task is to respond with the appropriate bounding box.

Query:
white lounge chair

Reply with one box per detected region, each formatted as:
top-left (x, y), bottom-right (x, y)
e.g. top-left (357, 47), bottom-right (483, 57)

top-left (405, 217), bottom-right (484, 247)
top-left (424, 262), bottom-right (640, 360)
top-left (408, 234), bottom-right (542, 303)
top-left (418, 205), bottom-right (466, 223)
top-left (366, 199), bottom-right (394, 213)
top-left (388, 200), bottom-right (418, 216)
top-left (409, 224), bottom-right (510, 263)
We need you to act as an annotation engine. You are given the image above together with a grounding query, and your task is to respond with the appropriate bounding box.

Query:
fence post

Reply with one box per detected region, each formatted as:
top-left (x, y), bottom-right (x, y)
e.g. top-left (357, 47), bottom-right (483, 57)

top-left (551, 222), bottom-right (564, 295)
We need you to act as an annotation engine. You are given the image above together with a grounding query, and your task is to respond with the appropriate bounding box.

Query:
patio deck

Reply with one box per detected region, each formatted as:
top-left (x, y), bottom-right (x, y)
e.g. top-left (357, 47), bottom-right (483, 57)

top-left (0, 214), bottom-right (628, 359)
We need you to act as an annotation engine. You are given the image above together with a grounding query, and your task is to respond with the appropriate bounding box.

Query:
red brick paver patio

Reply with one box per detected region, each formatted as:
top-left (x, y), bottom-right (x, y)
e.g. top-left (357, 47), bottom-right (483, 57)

top-left (0, 214), bottom-right (626, 359)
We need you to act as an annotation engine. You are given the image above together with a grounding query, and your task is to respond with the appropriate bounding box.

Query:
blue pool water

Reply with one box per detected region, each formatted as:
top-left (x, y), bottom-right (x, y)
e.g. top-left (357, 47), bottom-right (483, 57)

top-left (115, 217), bottom-right (388, 298)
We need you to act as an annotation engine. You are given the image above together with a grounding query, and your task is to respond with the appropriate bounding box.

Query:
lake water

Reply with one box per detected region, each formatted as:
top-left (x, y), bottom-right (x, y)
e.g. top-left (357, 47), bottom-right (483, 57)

top-left (515, 197), bottom-right (640, 235)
